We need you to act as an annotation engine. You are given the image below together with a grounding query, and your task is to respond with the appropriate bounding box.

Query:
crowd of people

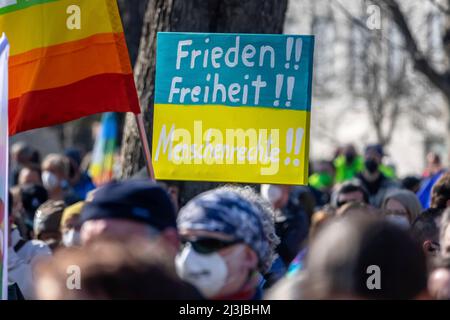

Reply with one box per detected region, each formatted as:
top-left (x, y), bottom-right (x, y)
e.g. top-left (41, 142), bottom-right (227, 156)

top-left (3, 141), bottom-right (450, 300)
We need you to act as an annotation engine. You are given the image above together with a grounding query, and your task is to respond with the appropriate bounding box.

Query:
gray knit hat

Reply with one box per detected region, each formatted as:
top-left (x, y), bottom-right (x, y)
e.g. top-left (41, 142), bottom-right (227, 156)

top-left (382, 189), bottom-right (422, 222)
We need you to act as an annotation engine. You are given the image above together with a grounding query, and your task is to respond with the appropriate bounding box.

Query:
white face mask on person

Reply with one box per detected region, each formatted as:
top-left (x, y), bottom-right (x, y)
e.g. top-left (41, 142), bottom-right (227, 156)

top-left (260, 184), bottom-right (283, 206)
top-left (42, 171), bottom-right (60, 190)
top-left (386, 214), bottom-right (410, 229)
top-left (62, 229), bottom-right (81, 247)
top-left (175, 243), bottom-right (228, 298)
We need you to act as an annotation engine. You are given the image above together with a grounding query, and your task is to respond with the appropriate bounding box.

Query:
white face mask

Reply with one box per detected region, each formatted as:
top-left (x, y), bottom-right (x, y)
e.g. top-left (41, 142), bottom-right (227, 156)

top-left (62, 229), bottom-right (80, 247)
top-left (261, 184), bottom-right (282, 205)
top-left (42, 171), bottom-right (59, 191)
top-left (386, 214), bottom-right (410, 229)
top-left (175, 243), bottom-right (228, 298)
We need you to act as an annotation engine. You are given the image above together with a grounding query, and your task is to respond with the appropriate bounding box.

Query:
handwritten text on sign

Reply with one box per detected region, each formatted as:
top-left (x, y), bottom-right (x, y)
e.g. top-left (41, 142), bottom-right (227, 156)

top-left (153, 33), bottom-right (314, 185)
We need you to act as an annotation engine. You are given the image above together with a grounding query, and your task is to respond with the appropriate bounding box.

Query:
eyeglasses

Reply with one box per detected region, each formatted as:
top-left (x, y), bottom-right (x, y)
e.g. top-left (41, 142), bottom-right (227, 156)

top-left (336, 200), bottom-right (348, 208)
top-left (336, 199), bottom-right (362, 208)
top-left (181, 237), bottom-right (242, 254)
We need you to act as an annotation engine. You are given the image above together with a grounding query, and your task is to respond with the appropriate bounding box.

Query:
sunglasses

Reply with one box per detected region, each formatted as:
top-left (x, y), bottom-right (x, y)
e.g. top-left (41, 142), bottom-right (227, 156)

top-left (181, 237), bottom-right (242, 254)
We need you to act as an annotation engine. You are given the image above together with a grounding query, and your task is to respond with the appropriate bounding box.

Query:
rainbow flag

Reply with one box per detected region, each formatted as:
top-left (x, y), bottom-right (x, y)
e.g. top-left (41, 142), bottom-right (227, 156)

top-left (89, 112), bottom-right (118, 186)
top-left (0, 0), bottom-right (140, 135)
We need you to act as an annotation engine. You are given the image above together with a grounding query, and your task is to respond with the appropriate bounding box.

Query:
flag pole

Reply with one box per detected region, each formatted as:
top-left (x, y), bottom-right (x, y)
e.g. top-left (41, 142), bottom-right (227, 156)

top-left (134, 113), bottom-right (155, 181)
top-left (0, 33), bottom-right (9, 300)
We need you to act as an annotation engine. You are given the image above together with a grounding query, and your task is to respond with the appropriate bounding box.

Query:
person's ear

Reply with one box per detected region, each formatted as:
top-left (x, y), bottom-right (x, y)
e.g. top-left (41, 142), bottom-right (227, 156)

top-left (243, 246), bottom-right (258, 270)
top-left (423, 240), bottom-right (432, 253)
top-left (423, 240), bottom-right (439, 255)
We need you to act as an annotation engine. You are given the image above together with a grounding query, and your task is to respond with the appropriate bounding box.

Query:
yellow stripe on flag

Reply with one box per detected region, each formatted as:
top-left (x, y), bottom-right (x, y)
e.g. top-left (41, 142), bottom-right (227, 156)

top-left (0, 0), bottom-right (123, 56)
top-left (9, 33), bottom-right (132, 99)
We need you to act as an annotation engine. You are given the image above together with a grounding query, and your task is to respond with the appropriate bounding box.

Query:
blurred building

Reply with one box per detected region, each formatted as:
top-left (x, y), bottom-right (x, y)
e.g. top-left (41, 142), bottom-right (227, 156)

top-left (10, 128), bottom-right (62, 159)
top-left (285, 0), bottom-right (448, 176)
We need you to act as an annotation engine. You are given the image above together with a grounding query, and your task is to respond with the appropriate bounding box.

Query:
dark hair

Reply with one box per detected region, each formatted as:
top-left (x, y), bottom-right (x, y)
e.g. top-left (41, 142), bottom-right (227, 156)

top-left (333, 181), bottom-right (369, 207)
top-left (8, 191), bottom-right (13, 216)
top-left (20, 184), bottom-right (48, 220)
top-left (428, 152), bottom-right (441, 165)
top-left (364, 144), bottom-right (383, 157)
top-left (35, 238), bottom-right (203, 300)
top-left (13, 143), bottom-right (33, 159)
top-left (19, 165), bottom-right (41, 177)
top-left (401, 176), bottom-right (421, 193)
top-left (412, 208), bottom-right (443, 244)
top-left (431, 173), bottom-right (450, 209)
top-left (64, 148), bottom-right (82, 167)
top-left (30, 150), bottom-right (41, 165)
top-left (304, 214), bottom-right (427, 299)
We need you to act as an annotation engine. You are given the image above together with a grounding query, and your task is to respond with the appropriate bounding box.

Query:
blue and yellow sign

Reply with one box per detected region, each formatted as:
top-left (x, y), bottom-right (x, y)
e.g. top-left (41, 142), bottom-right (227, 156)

top-left (152, 32), bottom-right (314, 184)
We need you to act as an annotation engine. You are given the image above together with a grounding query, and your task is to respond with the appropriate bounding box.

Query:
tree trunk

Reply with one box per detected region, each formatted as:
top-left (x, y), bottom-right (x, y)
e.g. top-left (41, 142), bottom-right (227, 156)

top-left (119, 0), bottom-right (174, 179)
top-left (119, 0), bottom-right (288, 201)
top-left (117, 0), bottom-right (149, 66)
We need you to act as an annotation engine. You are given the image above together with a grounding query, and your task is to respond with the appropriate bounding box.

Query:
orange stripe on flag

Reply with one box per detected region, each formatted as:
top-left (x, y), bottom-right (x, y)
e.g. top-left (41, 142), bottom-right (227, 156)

top-left (9, 33), bottom-right (132, 99)
top-left (8, 73), bottom-right (140, 135)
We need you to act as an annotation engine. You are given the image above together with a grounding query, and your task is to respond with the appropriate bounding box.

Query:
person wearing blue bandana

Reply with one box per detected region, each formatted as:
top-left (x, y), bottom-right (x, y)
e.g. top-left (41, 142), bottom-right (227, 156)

top-left (176, 186), bottom-right (279, 300)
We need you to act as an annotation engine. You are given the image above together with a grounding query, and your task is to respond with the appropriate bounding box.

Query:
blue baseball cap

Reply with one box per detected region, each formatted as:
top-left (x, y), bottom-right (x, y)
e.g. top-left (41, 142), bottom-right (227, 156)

top-left (365, 144), bottom-right (384, 157)
top-left (64, 148), bottom-right (82, 167)
top-left (80, 180), bottom-right (177, 231)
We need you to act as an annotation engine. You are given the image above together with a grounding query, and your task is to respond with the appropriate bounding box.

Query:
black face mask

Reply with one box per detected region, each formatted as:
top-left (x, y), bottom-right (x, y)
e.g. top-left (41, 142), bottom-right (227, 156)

top-left (365, 159), bottom-right (379, 174)
top-left (345, 153), bottom-right (355, 164)
top-left (68, 163), bottom-right (77, 179)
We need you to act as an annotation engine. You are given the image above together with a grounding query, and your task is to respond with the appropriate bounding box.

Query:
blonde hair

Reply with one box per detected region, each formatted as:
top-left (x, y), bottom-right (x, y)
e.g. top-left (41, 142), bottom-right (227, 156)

top-left (42, 154), bottom-right (70, 178)
top-left (309, 206), bottom-right (335, 241)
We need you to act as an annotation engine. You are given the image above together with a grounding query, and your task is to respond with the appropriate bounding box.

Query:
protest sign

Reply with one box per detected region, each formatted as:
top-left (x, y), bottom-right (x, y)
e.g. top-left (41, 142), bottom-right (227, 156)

top-left (153, 32), bottom-right (314, 184)
top-left (0, 33), bottom-right (9, 300)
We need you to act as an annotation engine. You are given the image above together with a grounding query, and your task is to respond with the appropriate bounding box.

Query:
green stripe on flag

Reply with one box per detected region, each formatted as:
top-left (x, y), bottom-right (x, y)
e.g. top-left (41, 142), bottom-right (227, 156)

top-left (0, 0), bottom-right (60, 15)
top-left (104, 139), bottom-right (116, 154)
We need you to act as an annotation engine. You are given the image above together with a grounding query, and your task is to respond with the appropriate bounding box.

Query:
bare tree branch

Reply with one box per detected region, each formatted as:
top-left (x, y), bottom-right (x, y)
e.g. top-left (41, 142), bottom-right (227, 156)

top-left (333, 0), bottom-right (449, 97)
top-left (332, 0), bottom-right (371, 32)
top-left (385, 101), bottom-right (401, 145)
top-left (376, 0), bottom-right (450, 96)
top-left (332, 0), bottom-right (403, 51)
top-left (428, 0), bottom-right (450, 15)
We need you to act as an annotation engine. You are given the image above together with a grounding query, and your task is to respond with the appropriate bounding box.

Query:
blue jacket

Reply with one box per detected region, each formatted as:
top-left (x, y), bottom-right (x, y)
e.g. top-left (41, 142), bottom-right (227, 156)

top-left (417, 170), bottom-right (445, 209)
